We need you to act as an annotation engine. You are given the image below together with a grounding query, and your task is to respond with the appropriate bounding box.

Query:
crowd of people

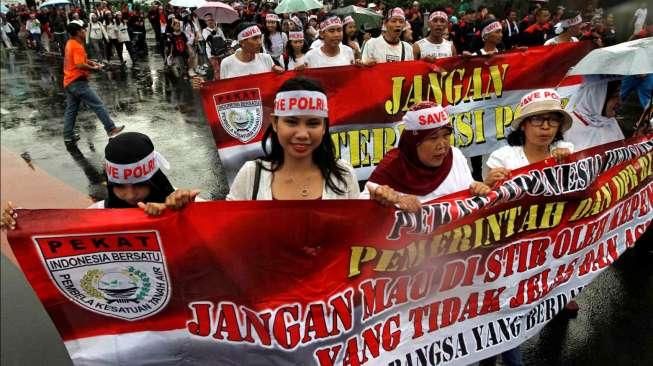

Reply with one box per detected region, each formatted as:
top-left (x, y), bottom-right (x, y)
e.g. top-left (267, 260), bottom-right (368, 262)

top-left (1, 1), bottom-right (651, 80)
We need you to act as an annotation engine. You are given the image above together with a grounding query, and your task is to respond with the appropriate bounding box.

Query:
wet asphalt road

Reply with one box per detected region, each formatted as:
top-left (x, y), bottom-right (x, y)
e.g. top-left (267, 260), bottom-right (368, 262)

top-left (1, 44), bottom-right (652, 366)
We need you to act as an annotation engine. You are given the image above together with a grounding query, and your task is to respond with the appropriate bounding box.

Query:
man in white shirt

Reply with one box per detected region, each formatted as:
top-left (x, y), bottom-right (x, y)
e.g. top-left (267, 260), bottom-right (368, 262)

top-left (219, 22), bottom-right (283, 79)
top-left (413, 10), bottom-right (456, 61)
top-left (304, 15), bottom-right (355, 69)
top-left (361, 7), bottom-right (413, 64)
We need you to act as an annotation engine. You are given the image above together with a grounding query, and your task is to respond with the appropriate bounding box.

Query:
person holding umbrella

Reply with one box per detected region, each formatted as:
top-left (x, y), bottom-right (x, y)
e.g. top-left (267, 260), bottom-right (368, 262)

top-left (219, 21), bottom-right (284, 79)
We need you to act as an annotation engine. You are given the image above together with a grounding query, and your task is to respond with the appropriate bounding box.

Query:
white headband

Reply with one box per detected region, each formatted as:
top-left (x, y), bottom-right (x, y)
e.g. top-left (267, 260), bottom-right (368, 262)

top-left (237, 25), bottom-right (261, 41)
top-left (320, 17), bottom-right (342, 31)
top-left (343, 16), bottom-right (355, 25)
top-left (289, 31), bottom-right (304, 40)
top-left (561, 14), bottom-right (583, 28)
top-left (481, 21), bottom-right (502, 39)
top-left (273, 91), bottom-right (329, 118)
top-left (266, 13), bottom-right (280, 22)
top-left (387, 8), bottom-right (405, 21)
top-left (105, 151), bottom-right (170, 185)
top-left (403, 106), bottom-right (450, 131)
top-left (429, 11), bottom-right (448, 22)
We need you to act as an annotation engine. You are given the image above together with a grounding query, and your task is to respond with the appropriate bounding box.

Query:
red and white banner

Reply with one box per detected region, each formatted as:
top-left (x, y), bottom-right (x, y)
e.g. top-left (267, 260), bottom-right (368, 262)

top-left (8, 136), bottom-right (652, 365)
top-left (201, 42), bottom-right (594, 182)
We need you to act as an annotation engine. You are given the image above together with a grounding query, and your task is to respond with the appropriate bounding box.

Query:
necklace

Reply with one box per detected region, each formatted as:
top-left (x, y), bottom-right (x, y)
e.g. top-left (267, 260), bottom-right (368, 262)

top-left (284, 174), bottom-right (312, 197)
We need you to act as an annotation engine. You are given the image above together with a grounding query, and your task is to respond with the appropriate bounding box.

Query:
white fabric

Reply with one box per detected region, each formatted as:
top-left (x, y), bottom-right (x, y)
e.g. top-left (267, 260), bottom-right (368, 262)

top-left (415, 38), bottom-right (453, 59)
top-left (429, 11), bottom-right (448, 22)
top-left (566, 79), bottom-right (613, 128)
top-left (219, 52), bottom-right (274, 79)
top-left (105, 23), bottom-right (119, 40)
top-left (87, 21), bottom-right (106, 40)
top-left (361, 147), bottom-right (474, 203)
top-left (486, 141), bottom-right (575, 170)
top-left (564, 115), bottom-right (624, 152)
top-left (403, 105), bottom-right (449, 131)
top-left (264, 31), bottom-right (287, 58)
top-left (320, 17), bottom-right (342, 31)
top-left (117, 23), bottom-right (130, 42)
top-left (560, 14), bottom-right (582, 29)
top-left (481, 21), bottom-right (502, 39)
top-left (634, 8), bottom-right (647, 33)
top-left (227, 159), bottom-right (360, 200)
top-left (310, 38), bottom-right (323, 49)
top-left (361, 36), bottom-right (413, 63)
top-left (544, 36), bottom-right (578, 45)
top-left (273, 91), bottom-right (329, 118)
top-left (563, 79), bottom-right (625, 151)
top-left (304, 44), bottom-right (355, 68)
top-left (287, 55), bottom-right (305, 70)
top-left (388, 7), bottom-right (405, 21)
top-left (105, 151), bottom-right (170, 185)
top-left (237, 25), bottom-right (261, 41)
top-left (288, 31), bottom-right (303, 41)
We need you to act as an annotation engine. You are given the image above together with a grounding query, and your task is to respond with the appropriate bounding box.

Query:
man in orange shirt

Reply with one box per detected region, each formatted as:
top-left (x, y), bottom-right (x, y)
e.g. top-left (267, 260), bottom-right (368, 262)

top-left (63, 20), bottom-right (124, 143)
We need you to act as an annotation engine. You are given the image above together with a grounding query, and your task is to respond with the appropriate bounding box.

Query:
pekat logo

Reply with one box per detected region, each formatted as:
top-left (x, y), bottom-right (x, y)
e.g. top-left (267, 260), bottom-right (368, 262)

top-left (33, 231), bottom-right (171, 321)
top-left (214, 88), bottom-right (263, 143)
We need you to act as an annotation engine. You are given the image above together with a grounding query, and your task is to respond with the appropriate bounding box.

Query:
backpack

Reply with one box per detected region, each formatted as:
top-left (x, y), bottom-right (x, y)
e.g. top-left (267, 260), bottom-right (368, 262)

top-left (208, 31), bottom-right (227, 57)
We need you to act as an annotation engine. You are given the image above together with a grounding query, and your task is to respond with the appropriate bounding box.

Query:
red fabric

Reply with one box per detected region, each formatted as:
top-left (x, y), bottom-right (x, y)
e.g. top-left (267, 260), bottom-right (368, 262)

top-left (368, 129), bottom-right (454, 196)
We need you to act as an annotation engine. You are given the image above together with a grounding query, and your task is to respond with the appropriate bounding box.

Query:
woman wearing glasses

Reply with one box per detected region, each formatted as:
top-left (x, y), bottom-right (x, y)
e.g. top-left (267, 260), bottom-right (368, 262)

top-left (484, 89), bottom-right (575, 187)
top-left (481, 88), bottom-right (576, 366)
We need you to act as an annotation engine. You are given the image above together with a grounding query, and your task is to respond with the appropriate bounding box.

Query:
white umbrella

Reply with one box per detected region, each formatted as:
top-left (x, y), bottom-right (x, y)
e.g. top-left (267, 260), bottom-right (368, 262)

top-left (274, 0), bottom-right (323, 14)
top-left (39, 0), bottom-right (71, 8)
top-left (194, 1), bottom-right (239, 24)
top-left (169, 0), bottom-right (203, 8)
top-left (567, 37), bottom-right (653, 76)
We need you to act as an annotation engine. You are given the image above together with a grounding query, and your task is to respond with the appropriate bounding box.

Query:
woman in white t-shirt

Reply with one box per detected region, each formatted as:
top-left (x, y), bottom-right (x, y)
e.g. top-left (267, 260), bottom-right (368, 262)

top-left (227, 77), bottom-right (360, 200)
top-left (285, 31), bottom-right (308, 70)
top-left (485, 89), bottom-right (575, 183)
top-left (564, 78), bottom-right (624, 152)
top-left (219, 22), bottom-right (284, 79)
top-left (363, 102), bottom-right (490, 212)
top-left (262, 13), bottom-right (287, 68)
top-left (304, 15), bottom-right (356, 68)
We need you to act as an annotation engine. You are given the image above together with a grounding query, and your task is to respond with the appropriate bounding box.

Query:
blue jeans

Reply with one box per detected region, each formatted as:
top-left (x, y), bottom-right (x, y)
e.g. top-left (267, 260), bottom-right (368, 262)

top-left (621, 74), bottom-right (653, 108)
top-left (63, 79), bottom-right (116, 139)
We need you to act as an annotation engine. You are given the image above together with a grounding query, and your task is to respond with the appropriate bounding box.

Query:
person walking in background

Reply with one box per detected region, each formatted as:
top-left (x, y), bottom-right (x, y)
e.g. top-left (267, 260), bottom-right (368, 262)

top-left (62, 20), bottom-right (124, 143)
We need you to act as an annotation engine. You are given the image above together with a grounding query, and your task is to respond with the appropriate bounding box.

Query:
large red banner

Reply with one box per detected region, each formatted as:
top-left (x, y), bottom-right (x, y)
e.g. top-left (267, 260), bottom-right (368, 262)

top-left (201, 42), bottom-right (594, 182)
top-left (7, 135), bottom-right (652, 365)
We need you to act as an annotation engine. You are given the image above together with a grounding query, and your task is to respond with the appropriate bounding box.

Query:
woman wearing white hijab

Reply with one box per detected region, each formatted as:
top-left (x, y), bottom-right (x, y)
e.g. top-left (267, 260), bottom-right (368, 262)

top-left (564, 77), bottom-right (624, 152)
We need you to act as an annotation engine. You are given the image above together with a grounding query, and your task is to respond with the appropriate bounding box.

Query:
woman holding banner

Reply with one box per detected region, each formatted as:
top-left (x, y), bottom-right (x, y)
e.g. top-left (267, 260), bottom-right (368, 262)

top-left (362, 102), bottom-right (491, 213)
top-left (481, 90), bottom-right (577, 366)
top-left (1, 132), bottom-right (182, 230)
top-left (164, 77), bottom-right (360, 207)
top-left (226, 77), bottom-right (360, 200)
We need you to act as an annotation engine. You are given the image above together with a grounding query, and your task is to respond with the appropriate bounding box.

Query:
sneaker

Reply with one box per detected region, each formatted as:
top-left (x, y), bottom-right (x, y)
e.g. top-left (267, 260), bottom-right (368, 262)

top-left (107, 125), bottom-right (125, 137)
top-left (63, 133), bottom-right (81, 143)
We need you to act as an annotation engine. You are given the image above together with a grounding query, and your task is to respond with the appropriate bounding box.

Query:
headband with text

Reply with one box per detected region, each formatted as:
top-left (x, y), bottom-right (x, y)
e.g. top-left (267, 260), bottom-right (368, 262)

top-left (105, 151), bottom-right (170, 185)
top-left (273, 91), bottom-right (329, 118)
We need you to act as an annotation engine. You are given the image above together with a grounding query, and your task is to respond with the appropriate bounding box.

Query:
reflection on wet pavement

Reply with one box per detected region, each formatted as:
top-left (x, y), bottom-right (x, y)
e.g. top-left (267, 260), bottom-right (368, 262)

top-left (0, 48), bottom-right (228, 201)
